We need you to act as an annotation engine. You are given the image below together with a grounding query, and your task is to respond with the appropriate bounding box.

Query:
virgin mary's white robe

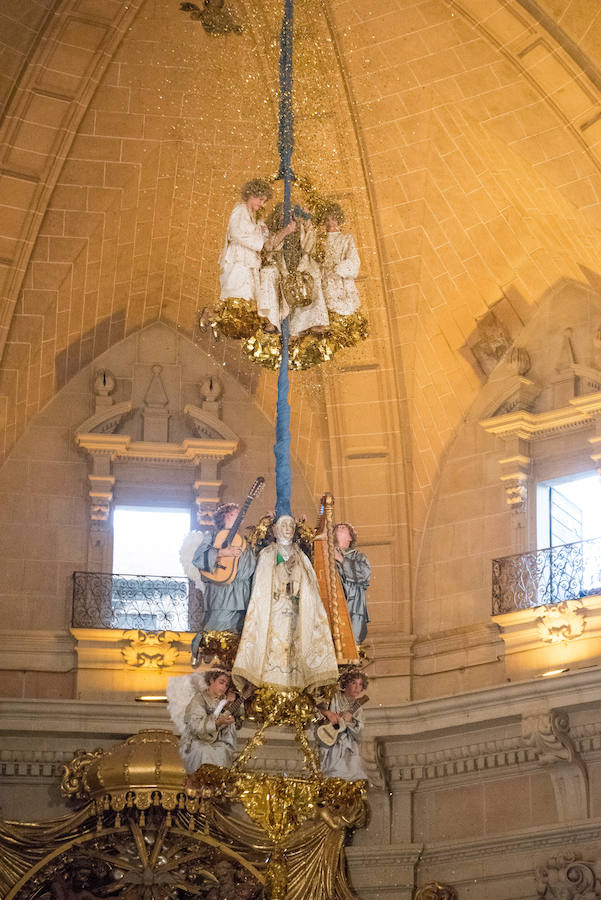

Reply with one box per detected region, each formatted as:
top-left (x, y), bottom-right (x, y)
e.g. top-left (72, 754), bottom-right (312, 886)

top-left (232, 543), bottom-right (338, 692)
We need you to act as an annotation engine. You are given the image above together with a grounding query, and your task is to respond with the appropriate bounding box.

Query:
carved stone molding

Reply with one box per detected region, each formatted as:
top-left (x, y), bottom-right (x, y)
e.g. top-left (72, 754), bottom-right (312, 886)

top-left (0, 749), bottom-right (74, 780)
top-left (535, 852), bottom-right (601, 899)
top-left (480, 391), bottom-right (601, 441)
top-left (420, 822), bottom-right (601, 865)
top-left (536, 600), bottom-right (586, 643)
top-left (0, 630), bottom-right (75, 672)
top-left (391, 735), bottom-right (536, 783)
top-left (121, 630), bottom-right (181, 669)
top-left (498, 446), bottom-right (531, 513)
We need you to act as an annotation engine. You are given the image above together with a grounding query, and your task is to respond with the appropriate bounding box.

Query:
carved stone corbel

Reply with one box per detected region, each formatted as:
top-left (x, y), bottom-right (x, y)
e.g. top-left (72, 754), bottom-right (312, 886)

top-left (498, 439), bottom-right (531, 514)
top-left (535, 852), bottom-right (601, 898)
top-left (360, 737), bottom-right (388, 790)
top-left (522, 710), bottom-right (589, 821)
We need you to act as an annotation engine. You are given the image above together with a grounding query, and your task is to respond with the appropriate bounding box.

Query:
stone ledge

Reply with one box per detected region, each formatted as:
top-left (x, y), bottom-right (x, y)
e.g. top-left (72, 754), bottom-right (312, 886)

top-left (0, 630), bottom-right (76, 671)
top-left (420, 818), bottom-right (601, 864)
top-left (364, 665), bottom-right (601, 738)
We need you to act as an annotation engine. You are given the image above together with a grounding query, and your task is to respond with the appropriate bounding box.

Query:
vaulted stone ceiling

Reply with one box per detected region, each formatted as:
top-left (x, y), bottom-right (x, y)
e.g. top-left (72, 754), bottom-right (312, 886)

top-left (1, 0), bottom-right (601, 612)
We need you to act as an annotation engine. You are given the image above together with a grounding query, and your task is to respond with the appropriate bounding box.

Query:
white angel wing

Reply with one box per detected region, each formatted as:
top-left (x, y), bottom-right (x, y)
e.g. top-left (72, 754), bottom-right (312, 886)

top-left (179, 530), bottom-right (209, 588)
top-left (166, 672), bottom-right (205, 734)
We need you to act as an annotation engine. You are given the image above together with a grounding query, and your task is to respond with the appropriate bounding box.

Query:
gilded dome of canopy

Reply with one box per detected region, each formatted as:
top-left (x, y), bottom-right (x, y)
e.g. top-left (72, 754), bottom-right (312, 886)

top-left (78, 729), bottom-right (186, 802)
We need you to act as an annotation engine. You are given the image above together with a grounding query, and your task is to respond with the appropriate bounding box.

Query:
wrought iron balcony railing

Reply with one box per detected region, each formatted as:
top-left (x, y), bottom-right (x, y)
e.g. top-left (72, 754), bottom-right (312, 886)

top-left (492, 537), bottom-right (601, 615)
top-left (72, 571), bottom-right (204, 631)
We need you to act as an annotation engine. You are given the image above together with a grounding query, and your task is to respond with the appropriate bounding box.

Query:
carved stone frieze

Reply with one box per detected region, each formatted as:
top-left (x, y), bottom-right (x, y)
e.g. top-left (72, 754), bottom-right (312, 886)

top-left (536, 600), bottom-right (586, 643)
top-left (121, 630), bottom-right (181, 668)
top-left (393, 735), bottom-right (535, 783)
top-left (536, 852), bottom-right (601, 899)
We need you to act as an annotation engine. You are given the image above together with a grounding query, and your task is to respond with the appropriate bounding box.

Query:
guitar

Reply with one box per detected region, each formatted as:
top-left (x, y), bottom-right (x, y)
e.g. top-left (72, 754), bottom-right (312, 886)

top-left (214, 685), bottom-right (254, 723)
top-left (198, 477), bottom-right (265, 585)
top-left (316, 695), bottom-right (369, 747)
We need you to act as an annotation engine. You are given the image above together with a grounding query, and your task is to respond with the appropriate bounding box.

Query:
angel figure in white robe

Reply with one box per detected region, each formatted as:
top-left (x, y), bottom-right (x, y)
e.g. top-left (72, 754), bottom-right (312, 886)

top-left (232, 515), bottom-right (339, 693)
top-left (258, 203), bottom-right (329, 335)
top-left (166, 669), bottom-right (240, 773)
top-left (318, 670), bottom-right (368, 781)
top-left (219, 179), bottom-right (295, 330)
top-left (320, 202), bottom-right (361, 317)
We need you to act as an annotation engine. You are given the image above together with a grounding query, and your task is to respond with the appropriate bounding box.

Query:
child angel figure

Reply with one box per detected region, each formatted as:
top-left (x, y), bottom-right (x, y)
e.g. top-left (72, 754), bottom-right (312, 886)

top-left (320, 202), bottom-right (361, 317)
top-left (219, 178), bottom-right (295, 330)
top-left (258, 202), bottom-right (329, 335)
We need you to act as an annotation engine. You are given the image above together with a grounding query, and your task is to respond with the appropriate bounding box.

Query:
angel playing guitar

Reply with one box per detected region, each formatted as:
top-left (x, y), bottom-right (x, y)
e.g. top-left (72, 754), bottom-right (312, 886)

top-left (180, 479), bottom-right (264, 636)
top-left (317, 670), bottom-right (369, 782)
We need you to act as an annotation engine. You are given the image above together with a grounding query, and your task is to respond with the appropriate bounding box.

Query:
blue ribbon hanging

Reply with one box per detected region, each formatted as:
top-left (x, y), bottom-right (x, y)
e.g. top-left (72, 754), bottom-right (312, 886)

top-left (274, 0), bottom-right (294, 520)
top-left (277, 0), bottom-right (294, 218)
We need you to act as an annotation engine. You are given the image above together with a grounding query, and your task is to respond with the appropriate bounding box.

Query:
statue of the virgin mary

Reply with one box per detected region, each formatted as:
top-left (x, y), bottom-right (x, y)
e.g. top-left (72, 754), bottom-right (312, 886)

top-left (232, 515), bottom-right (339, 692)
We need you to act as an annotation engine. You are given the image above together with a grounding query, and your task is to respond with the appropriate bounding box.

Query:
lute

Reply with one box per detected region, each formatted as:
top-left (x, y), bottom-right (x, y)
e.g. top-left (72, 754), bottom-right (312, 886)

top-left (197, 477), bottom-right (265, 585)
top-left (316, 695), bottom-right (369, 747)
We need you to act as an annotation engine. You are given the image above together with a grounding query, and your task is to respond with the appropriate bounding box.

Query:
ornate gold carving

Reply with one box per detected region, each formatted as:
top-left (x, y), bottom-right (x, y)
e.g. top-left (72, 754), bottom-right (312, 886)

top-left (1, 729), bottom-right (367, 900)
top-left (192, 629), bottom-right (240, 668)
top-left (265, 850), bottom-right (287, 900)
top-left (186, 765), bottom-right (367, 844)
top-left (232, 687), bottom-right (325, 778)
top-left (60, 747), bottom-right (105, 801)
top-left (121, 629), bottom-right (180, 668)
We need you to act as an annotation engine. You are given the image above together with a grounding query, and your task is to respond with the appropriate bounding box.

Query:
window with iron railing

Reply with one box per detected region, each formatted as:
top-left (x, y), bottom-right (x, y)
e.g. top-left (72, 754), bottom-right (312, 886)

top-left (492, 537), bottom-right (601, 615)
top-left (72, 571), bottom-right (204, 631)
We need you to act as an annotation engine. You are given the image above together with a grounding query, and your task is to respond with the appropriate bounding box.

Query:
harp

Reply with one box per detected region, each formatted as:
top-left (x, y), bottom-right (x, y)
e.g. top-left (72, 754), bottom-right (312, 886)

top-left (313, 492), bottom-right (359, 665)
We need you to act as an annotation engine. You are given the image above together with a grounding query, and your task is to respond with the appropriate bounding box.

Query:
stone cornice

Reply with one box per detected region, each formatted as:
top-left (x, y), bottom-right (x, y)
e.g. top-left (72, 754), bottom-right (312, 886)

top-left (75, 433), bottom-right (238, 465)
top-left (364, 666), bottom-right (601, 738)
top-left (479, 391), bottom-right (601, 440)
top-left (74, 402), bottom-right (133, 436)
top-left (346, 843), bottom-right (423, 867)
top-left (420, 819), bottom-right (601, 863)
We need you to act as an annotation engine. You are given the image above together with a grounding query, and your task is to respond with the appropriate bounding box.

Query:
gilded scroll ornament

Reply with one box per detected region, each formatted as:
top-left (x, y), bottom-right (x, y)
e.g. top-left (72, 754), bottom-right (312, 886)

top-left (60, 747), bottom-right (105, 802)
